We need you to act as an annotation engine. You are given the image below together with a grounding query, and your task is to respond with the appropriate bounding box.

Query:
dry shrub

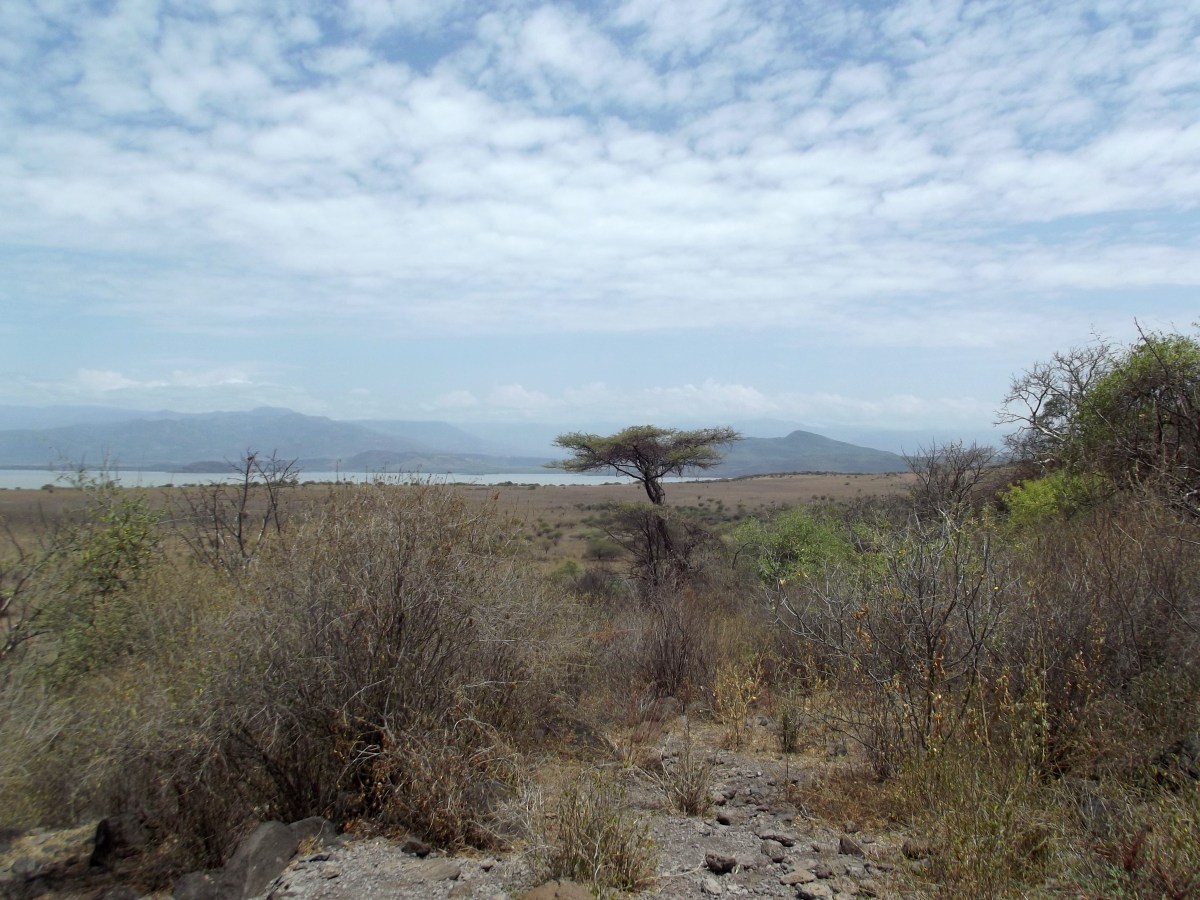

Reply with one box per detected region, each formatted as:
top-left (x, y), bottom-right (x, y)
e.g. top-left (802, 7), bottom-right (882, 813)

top-left (640, 587), bottom-right (717, 699)
top-left (772, 487), bottom-right (1200, 896)
top-left (1003, 495), bottom-right (1200, 777)
top-left (1086, 782), bottom-right (1200, 899)
top-left (779, 513), bottom-right (1013, 776)
top-left (0, 673), bottom-right (63, 827)
top-left (43, 482), bottom-right (586, 877)
top-left (711, 651), bottom-right (762, 750)
top-left (888, 739), bottom-right (1067, 897)
top-left (373, 717), bottom-right (521, 850)
top-left (534, 770), bottom-right (657, 894)
top-left (579, 585), bottom-right (719, 717)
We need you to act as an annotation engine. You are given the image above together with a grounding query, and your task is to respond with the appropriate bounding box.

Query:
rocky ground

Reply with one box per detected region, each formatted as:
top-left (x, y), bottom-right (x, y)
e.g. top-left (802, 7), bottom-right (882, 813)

top-left (263, 745), bottom-right (919, 900)
top-left (1, 720), bottom-right (930, 900)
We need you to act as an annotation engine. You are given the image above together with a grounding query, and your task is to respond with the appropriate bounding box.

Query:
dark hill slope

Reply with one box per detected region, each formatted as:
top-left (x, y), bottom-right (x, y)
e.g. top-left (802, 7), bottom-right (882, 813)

top-left (714, 430), bottom-right (906, 477)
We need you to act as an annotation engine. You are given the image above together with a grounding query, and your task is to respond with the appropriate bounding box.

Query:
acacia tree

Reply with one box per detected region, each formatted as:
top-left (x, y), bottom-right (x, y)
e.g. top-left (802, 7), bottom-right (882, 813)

top-left (551, 425), bottom-right (741, 505)
top-left (551, 425), bottom-right (741, 586)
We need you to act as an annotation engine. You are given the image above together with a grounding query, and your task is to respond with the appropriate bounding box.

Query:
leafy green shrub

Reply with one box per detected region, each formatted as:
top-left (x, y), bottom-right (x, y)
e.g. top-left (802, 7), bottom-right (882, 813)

top-left (1, 469), bottom-right (162, 682)
top-left (1000, 470), bottom-right (1109, 529)
top-left (734, 507), bottom-right (854, 586)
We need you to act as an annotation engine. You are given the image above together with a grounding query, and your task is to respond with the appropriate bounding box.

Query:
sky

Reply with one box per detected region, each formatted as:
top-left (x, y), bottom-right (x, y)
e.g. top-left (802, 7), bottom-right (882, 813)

top-left (1, 0), bottom-right (1197, 442)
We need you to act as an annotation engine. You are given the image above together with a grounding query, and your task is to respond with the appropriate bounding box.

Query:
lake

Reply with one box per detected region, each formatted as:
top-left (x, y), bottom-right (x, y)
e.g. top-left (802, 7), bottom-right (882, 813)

top-left (0, 469), bottom-right (710, 490)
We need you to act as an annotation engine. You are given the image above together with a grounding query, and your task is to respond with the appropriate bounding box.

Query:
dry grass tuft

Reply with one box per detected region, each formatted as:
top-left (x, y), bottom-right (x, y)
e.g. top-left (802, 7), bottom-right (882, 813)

top-left (533, 770), bottom-right (658, 895)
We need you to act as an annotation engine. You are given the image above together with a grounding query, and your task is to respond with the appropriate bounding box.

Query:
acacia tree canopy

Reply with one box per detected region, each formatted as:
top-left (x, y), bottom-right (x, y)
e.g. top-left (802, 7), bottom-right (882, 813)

top-left (551, 425), bottom-right (742, 505)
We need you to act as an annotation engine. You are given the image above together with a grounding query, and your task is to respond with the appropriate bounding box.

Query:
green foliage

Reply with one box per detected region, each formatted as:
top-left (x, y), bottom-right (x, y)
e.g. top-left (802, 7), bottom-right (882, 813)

top-left (32, 470), bottom-right (162, 681)
top-left (734, 507), bottom-right (854, 585)
top-left (1077, 334), bottom-right (1200, 489)
top-left (1000, 471), bottom-right (1109, 529)
top-left (1005, 328), bottom-right (1200, 514)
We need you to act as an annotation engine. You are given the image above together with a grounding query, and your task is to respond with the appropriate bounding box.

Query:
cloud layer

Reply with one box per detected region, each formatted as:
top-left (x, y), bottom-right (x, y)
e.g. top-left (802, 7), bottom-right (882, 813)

top-left (1, 0), bottom-right (1196, 429)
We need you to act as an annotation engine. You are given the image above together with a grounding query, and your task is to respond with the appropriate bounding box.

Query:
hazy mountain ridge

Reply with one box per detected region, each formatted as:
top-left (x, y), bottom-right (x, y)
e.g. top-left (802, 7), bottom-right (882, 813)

top-left (0, 406), bottom-right (906, 475)
top-left (716, 429), bottom-right (905, 476)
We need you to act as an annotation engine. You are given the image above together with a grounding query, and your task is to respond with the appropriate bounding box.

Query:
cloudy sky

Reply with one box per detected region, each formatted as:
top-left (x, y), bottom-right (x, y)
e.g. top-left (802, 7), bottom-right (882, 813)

top-left (2, 0), bottom-right (1197, 441)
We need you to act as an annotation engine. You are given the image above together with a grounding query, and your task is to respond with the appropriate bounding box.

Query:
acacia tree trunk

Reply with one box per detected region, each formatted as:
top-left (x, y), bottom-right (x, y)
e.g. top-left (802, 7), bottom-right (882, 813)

top-left (638, 475), bottom-right (677, 567)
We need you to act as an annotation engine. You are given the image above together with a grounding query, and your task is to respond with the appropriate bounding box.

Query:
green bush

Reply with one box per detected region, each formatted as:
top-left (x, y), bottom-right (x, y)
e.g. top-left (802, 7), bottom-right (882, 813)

top-left (1000, 470), bottom-right (1108, 529)
top-left (734, 507), bottom-right (854, 586)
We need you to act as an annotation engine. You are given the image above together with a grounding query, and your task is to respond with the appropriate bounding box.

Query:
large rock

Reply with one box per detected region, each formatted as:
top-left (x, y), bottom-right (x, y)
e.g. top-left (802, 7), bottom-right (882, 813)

top-left (223, 822), bottom-right (299, 899)
top-left (288, 817), bottom-right (339, 850)
top-left (173, 869), bottom-right (235, 900)
top-left (173, 817), bottom-right (343, 900)
top-left (90, 815), bottom-right (149, 870)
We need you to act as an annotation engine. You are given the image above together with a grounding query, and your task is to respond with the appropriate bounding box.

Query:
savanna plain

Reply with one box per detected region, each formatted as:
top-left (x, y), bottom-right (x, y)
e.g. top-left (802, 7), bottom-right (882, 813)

top-left (2, 332), bottom-right (1200, 900)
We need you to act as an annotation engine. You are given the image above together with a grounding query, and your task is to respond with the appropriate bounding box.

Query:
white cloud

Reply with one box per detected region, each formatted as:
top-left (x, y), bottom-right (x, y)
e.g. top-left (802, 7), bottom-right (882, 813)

top-left (1, 0), bottom-right (1197, 431)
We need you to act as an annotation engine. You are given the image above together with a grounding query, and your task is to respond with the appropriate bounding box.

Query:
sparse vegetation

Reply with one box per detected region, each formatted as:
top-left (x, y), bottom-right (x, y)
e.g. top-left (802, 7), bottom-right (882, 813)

top-left (3, 333), bottom-right (1199, 896)
top-left (534, 771), bottom-right (658, 894)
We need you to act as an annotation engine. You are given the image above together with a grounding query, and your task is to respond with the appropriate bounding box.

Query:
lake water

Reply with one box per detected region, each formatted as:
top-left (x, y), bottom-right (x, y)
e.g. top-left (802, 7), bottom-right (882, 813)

top-left (0, 469), bottom-right (711, 490)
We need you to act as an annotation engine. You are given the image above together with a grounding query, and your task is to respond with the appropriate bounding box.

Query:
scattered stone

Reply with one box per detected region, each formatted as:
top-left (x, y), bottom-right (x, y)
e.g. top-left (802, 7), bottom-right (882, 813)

top-left (813, 862), bottom-right (838, 879)
top-left (319, 862), bottom-right (340, 879)
top-left (11, 856), bottom-right (42, 879)
top-left (797, 883), bottom-right (836, 900)
top-left (705, 852), bottom-right (738, 875)
top-left (900, 838), bottom-right (930, 860)
top-left (858, 877), bottom-right (881, 897)
top-left (401, 837), bottom-right (432, 857)
top-left (415, 858), bottom-right (462, 882)
top-left (450, 884), bottom-right (474, 898)
top-left (829, 875), bottom-right (860, 895)
top-left (781, 869), bottom-right (817, 885)
top-left (519, 880), bottom-right (593, 900)
top-left (838, 835), bottom-right (865, 857)
top-left (701, 875), bottom-right (724, 894)
top-left (756, 829), bottom-right (798, 847)
top-left (716, 810), bottom-right (738, 826)
top-left (760, 839), bottom-right (786, 863)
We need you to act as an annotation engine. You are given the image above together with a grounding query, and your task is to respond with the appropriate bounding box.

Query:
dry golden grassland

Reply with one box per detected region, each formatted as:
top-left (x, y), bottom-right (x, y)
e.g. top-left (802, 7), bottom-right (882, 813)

top-left (0, 472), bottom-right (914, 560)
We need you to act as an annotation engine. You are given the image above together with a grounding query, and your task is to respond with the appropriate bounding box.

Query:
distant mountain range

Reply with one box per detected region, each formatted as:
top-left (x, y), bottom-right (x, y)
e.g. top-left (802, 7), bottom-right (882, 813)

top-left (0, 406), bottom-right (909, 476)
